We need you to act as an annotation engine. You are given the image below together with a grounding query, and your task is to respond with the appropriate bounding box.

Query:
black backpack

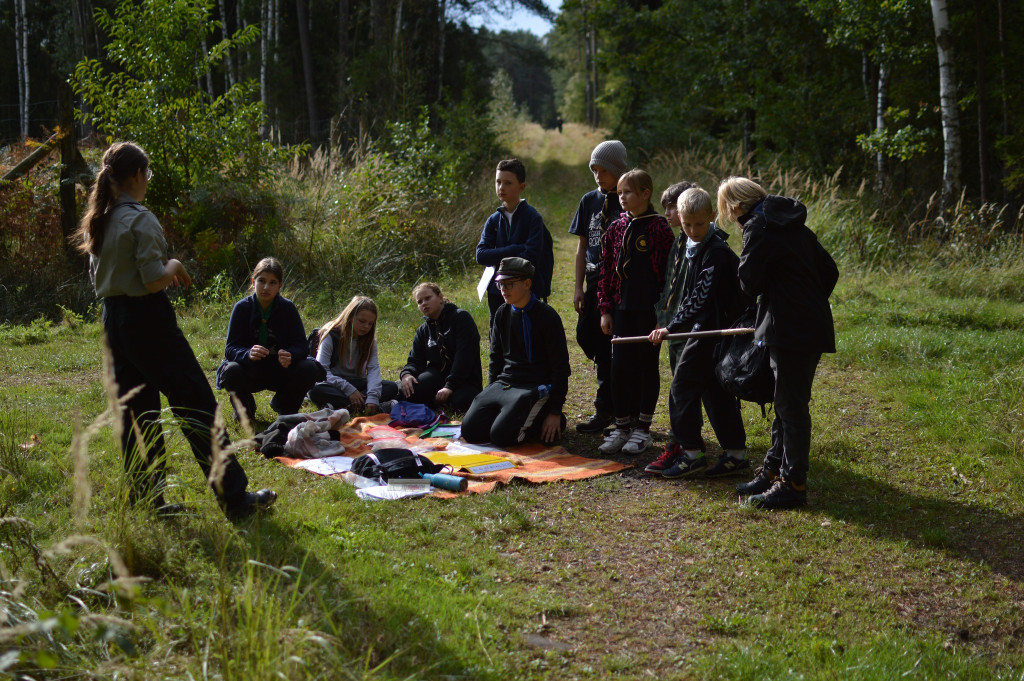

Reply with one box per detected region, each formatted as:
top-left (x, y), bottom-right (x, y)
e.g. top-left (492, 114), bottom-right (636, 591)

top-left (715, 306), bottom-right (775, 413)
top-left (350, 448), bottom-right (443, 483)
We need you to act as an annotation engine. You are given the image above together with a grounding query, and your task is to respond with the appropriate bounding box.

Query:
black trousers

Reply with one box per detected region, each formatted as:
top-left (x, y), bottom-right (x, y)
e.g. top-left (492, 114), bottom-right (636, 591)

top-left (307, 377), bottom-right (399, 410)
top-left (103, 294), bottom-right (248, 508)
top-left (610, 308), bottom-right (660, 420)
top-left (218, 357), bottom-right (321, 419)
top-left (461, 382), bottom-right (549, 446)
top-left (762, 348), bottom-right (821, 486)
top-left (403, 368), bottom-right (480, 414)
top-left (575, 284), bottom-right (612, 415)
top-left (668, 338), bottom-right (746, 451)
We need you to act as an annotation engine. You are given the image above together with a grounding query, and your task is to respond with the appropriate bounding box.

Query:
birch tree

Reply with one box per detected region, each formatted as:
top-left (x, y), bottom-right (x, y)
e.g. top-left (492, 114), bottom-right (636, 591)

top-left (931, 0), bottom-right (961, 209)
top-left (15, 0), bottom-right (30, 139)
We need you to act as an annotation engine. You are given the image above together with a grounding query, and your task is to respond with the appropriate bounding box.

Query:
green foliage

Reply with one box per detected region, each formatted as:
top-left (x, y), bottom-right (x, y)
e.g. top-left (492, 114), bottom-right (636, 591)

top-left (856, 107), bottom-right (935, 162)
top-left (71, 0), bottom-right (289, 211)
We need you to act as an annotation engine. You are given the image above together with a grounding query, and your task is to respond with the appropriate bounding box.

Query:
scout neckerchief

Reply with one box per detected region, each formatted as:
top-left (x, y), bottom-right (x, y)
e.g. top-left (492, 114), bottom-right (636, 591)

top-left (257, 297), bottom-right (276, 347)
top-left (512, 294), bottom-right (539, 362)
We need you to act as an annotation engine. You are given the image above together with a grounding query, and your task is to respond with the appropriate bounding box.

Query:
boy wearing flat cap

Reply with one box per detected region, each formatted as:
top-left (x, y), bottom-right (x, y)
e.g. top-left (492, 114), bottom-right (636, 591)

top-left (461, 257), bottom-right (571, 446)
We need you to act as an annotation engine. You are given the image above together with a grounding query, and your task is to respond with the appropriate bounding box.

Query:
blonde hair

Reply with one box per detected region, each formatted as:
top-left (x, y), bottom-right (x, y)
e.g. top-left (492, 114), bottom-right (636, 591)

top-left (412, 282), bottom-right (446, 303)
top-left (319, 296), bottom-right (378, 373)
top-left (716, 176), bottom-right (767, 224)
top-left (678, 187), bottom-right (714, 217)
top-left (617, 169), bottom-right (654, 200)
top-left (74, 142), bottom-right (150, 256)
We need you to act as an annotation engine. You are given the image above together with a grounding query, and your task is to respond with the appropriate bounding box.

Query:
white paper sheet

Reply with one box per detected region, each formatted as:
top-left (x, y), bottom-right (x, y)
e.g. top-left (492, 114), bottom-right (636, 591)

top-left (477, 266), bottom-right (495, 301)
top-left (294, 456), bottom-right (353, 476)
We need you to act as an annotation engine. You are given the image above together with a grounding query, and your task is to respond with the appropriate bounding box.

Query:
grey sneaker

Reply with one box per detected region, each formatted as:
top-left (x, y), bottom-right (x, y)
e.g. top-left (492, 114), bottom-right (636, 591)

top-left (598, 428), bottom-right (631, 455)
top-left (620, 428), bottom-right (653, 455)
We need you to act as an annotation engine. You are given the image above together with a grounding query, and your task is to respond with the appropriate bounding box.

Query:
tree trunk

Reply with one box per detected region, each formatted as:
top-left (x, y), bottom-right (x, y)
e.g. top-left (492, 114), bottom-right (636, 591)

top-left (372, 0), bottom-right (386, 50)
top-left (260, 0), bottom-right (268, 136)
top-left (339, 0), bottom-right (350, 95)
top-left (295, 0), bottom-right (320, 142)
top-left (58, 82), bottom-right (83, 267)
top-left (392, 0), bottom-right (404, 103)
top-left (875, 60), bottom-right (889, 196)
top-left (436, 0), bottom-right (445, 102)
top-left (997, 0), bottom-right (1007, 201)
top-left (931, 0), bottom-right (962, 211)
top-left (15, 0), bottom-right (29, 139)
top-left (219, 0), bottom-right (237, 88)
top-left (973, 0), bottom-right (990, 203)
top-left (589, 22), bottom-right (598, 127)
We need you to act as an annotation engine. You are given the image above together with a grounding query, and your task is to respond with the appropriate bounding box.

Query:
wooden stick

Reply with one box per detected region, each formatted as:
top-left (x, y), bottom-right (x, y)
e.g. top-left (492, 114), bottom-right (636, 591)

top-left (611, 327), bottom-right (755, 345)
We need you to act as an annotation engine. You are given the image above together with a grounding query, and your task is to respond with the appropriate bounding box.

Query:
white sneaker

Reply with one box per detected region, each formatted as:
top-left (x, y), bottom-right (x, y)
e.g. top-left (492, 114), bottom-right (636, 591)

top-left (598, 428), bottom-right (631, 455)
top-left (621, 428), bottom-right (653, 455)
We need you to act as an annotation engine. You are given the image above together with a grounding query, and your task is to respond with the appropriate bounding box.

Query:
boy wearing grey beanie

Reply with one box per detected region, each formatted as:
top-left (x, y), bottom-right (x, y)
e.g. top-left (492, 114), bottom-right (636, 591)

top-left (568, 140), bottom-right (627, 433)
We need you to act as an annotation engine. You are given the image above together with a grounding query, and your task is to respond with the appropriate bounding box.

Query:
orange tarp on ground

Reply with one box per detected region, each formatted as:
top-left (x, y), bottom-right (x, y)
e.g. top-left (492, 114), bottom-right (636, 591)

top-left (273, 414), bottom-right (630, 496)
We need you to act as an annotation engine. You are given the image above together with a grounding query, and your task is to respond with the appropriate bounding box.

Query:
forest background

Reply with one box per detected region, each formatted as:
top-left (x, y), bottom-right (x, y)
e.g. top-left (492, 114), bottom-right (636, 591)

top-left (2, 0), bottom-right (1024, 320)
top-left (2, 2), bottom-right (1024, 679)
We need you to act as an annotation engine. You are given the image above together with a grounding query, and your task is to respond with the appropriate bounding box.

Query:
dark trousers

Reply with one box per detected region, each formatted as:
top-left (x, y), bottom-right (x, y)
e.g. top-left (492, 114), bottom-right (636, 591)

top-left (308, 377), bottom-right (399, 411)
top-left (403, 368), bottom-right (480, 414)
top-left (575, 284), bottom-right (612, 415)
top-left (762, 348), bottom-right (821, 486)
top-left (218, 357), bottom-right (321, 420)
top-left (103, 294), bottom-right (248, 508)
top-left (668, 338), bottom-right (746, 451)
top-left (611, 308), bottom-right (660, 420)
top-left (461, 382), bottom-right (549, 446)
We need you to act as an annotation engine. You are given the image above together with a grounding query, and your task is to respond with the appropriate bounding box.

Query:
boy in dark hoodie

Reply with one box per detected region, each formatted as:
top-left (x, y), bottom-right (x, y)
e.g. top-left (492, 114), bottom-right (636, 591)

top-left (718, 176), bottom-right (839, 510)
top-left (645, 188), bottom-right (748, 478)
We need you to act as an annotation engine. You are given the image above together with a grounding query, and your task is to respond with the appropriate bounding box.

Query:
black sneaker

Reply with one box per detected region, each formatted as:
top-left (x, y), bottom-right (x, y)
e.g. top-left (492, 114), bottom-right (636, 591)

top-left (747, 479), bottom-right (807, 510)
top-left (576, 413), bottom-right (613, 434)
top-left (224, 488), bottom-right (278, 521)
top-left (735, 467), bottom-right (778, 495)
top-left (662, 454), bottom-right (708, 479)
top-left (704, 456), bottom-right (751, 478)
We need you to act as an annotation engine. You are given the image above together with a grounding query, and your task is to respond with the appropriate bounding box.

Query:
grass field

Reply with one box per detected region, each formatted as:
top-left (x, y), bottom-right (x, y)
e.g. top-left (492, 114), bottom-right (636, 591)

top-left (1, 123), bottom-right (1023, 679)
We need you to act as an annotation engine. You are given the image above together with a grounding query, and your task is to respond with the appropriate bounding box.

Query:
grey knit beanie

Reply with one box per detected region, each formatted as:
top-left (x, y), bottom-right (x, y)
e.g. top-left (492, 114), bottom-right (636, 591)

top-left (589, 140), bottom-right (627, 176)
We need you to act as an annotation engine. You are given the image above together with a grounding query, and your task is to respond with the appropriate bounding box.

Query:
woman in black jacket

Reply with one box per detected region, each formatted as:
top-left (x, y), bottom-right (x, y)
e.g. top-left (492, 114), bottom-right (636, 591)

top-left (399, 283), bottom-right (483, 413)
top-left (717, 177), bottom-right (839, 510)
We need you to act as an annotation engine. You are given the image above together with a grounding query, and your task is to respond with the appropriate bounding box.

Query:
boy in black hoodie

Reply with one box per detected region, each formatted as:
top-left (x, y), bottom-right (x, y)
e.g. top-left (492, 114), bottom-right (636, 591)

top-left (645, 188), bottom-right (747, 478)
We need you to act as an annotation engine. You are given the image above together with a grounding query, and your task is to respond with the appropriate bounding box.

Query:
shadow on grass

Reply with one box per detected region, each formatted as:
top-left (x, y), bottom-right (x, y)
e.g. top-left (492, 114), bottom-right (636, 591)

top-left (814, 459), bottom-right (1024, 582)
top-left (176, 514), bottom-right (489, 680)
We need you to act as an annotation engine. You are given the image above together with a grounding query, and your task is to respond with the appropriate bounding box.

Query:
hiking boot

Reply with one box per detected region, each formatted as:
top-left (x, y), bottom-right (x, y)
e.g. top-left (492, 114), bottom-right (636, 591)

top-left (598, 428), bottom-right (631, 455)
top-left (621, 428), bottom-right (653, 455)
top-left (224, 488), bottom-right (278, 521)
top-left (576, 413), bottom-right (613, 434)
top-left (704, 455), bottom-right (751, 478)
top-left (735, 467), bottom-right (778, 495)
top-left (645, 443), bottom-right (683, 475)
top-left (662, 454), bottom-right (708, 479)
top-left (747, 479), bottom-right (807, 510)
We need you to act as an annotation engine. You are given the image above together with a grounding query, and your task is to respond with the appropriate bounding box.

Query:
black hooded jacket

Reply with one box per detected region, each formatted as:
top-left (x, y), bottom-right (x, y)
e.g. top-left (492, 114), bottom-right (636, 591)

top-left (665, 227), bottom-right (742, 334)
top-left (400, 302), bottom-right (483, 392)
top-left (737, 196), bottom-right (838, 353)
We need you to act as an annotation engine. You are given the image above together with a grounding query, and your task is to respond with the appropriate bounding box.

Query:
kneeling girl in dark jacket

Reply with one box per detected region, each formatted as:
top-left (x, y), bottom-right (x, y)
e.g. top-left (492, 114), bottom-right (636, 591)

top-left (399, 283), bottom-right (483, 413)
top-left (217, 257), bottom-right (321, 422)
